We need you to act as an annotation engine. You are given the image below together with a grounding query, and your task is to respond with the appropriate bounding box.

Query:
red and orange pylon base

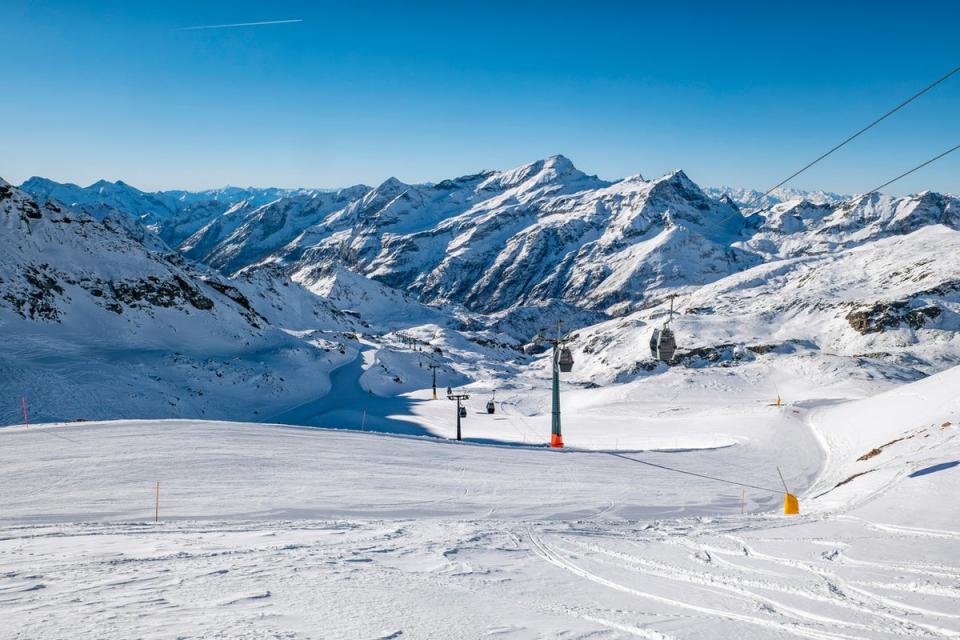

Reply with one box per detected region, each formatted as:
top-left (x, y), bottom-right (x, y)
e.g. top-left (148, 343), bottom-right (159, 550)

top-left (551, 434), bottom-right (564, 448)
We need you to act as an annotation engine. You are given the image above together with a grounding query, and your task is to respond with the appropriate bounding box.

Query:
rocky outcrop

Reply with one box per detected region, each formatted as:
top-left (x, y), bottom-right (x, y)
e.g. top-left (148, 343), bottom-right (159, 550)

top-left (846, 302), bottom-right (941, 334)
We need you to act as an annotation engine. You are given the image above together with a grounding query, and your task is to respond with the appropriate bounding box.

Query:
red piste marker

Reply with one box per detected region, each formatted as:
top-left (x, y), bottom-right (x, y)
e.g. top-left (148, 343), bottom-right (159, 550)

top-left (21, 397), bottom-right (29, 425)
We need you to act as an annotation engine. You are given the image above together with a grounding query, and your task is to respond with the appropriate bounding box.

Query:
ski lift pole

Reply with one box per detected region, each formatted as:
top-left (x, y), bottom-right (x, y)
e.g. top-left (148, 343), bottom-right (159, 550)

top-left (447, 393), bottom-right (469, 441)
top-left (551, 320), bottom-right (564, 448)
top-left (551, 343), bottom-right (563, 448)
top-left (530, 319), bottom-right (572, 449)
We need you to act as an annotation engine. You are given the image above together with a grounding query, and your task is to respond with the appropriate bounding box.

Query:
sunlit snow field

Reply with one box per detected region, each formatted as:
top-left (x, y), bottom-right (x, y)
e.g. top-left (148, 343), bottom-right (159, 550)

top-left (2, 362), bottom-right (958, 639)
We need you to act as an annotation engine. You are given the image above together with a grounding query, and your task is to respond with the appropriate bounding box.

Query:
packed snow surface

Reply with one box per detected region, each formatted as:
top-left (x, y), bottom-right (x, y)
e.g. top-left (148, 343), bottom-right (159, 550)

top-left (3, 366), bottom-right (958, 639)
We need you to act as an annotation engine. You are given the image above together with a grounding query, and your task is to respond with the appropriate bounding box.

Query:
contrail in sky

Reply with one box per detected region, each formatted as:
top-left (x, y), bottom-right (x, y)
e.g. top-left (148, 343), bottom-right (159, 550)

top-left (177, 19), bottom-right (303, 31)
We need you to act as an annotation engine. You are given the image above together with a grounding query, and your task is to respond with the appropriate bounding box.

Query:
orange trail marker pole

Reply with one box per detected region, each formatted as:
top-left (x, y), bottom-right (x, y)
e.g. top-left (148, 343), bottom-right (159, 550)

top-left (155, 481), bottom-right (160, 523)
top-left (21, 397), bottom-right (29, 425)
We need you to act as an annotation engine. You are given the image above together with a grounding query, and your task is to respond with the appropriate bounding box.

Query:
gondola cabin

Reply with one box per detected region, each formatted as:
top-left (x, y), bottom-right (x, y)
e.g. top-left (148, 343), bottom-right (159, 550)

top-left (656, 327), bottom-right (677, 363)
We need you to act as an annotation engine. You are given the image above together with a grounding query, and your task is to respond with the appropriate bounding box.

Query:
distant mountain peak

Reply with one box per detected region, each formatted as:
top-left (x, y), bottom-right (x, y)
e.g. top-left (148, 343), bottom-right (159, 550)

top-left (372, 176), bottom-right (409, 193)
top-left (478, 154), bottom-right (608, 194)
top-left (649, 169), bottom-right (708, 202)
top-left (662, 168), bottom-right (694, 185)
top-left (543, 153), bottom-right (575, 170)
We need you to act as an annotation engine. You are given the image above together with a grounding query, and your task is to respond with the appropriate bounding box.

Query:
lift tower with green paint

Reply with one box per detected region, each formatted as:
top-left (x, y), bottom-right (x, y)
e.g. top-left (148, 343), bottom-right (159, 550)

top-left (533, 320), bottom-right (575, 448)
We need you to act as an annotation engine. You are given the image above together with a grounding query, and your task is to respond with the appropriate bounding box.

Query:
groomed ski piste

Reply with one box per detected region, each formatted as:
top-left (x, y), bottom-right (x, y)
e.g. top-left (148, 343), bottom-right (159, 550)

top-left (2, 355), bottom-right (959, 639)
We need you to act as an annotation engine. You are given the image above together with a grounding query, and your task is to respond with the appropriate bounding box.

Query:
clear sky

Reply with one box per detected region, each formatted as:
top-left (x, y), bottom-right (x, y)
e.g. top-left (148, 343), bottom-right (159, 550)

top-left (2, 0), bottom-right (958, 195)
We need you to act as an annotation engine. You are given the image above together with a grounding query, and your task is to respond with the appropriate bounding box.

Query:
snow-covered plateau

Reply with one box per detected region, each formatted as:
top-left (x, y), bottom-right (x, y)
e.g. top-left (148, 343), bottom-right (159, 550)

top-left (2, 158), bottom-right (959, 638)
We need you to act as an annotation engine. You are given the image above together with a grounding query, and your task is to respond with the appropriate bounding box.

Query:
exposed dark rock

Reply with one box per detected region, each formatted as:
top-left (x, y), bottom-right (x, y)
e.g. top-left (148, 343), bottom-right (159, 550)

top-left (746, 344), bottom-right (776, 355)
top-left (109, 275), bottom-right (215, 312)
top-left (0, 265), bottom-right (66, 320)
top-left (846, 302), bottom-right (941, 334)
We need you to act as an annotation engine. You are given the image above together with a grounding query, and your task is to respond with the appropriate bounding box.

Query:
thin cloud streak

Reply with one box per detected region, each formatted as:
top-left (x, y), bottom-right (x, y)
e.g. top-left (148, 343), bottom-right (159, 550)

top-left (176, 19), bottom-right (303, 31)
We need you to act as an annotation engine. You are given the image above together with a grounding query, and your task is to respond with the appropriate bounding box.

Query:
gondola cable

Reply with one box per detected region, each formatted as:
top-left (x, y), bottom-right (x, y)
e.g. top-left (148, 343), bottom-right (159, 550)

top-left (739, 63), bottom-right (960, 212)
top-left (685, 61), bottom-right (960, 243)
top-left (859, 142), bottom-right (960, 198)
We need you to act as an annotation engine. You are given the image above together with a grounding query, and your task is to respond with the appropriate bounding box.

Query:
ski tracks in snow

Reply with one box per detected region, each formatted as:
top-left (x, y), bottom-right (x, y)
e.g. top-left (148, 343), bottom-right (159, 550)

top-left (526, 518), bottom-right (960, 640)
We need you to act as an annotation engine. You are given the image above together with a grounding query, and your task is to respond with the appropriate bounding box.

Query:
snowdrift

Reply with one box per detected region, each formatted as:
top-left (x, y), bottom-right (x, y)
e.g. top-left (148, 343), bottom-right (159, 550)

top-left (809, 364), bottom-right (960, 526)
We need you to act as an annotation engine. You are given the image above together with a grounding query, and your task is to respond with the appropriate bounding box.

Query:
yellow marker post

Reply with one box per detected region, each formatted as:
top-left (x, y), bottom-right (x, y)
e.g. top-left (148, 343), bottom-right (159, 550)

top-left (784, 493), bottom-right (799, 515)
top-left (777, 467), bottom-right (798, 515)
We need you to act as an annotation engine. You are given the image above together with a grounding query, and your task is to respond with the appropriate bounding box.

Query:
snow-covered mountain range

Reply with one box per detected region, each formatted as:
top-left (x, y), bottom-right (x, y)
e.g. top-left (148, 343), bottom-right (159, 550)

top-left (6, 156), bottom-right (960, 424)
top-left (703, 185), bottom-right (851, 210)
top-left (23, 157), bottom-right (949, 318)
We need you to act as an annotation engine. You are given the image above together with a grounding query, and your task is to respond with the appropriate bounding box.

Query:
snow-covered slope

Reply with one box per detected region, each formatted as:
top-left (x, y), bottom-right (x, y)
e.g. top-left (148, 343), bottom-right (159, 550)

top-left (290, 263), bottom-right (453, 330)
top-left (742, 190), bottom-right (959, 258)
top-left (560, 224), bottom-right (960, 392)
top-left (0, 179), bottom-right (359, 424)
top-left (3, 362), bottom-right (957, 639)
top-left (179, 185), bottom-right (370, 274)
top-left (810, 363), bottom-right (960, 519)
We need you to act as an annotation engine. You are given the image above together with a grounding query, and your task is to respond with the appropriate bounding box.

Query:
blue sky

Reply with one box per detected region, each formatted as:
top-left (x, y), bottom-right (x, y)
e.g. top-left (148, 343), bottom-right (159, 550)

top-left (2, 1), bottom-right (958, 194)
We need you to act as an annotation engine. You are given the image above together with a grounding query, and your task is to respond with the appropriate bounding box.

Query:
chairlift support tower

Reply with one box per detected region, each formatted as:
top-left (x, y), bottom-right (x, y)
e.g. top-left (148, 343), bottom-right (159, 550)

top-left (427, 363), bottom-right (440, 399)
top-left (533, 320), bottom-right (575, 448)
top-left (447, 392), bottom-right (470, 441)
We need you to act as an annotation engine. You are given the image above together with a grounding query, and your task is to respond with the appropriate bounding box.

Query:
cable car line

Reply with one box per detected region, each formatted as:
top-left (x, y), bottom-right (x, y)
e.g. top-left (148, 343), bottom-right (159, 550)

top-left (682, 60), bottom-right (960, 244)
top-left (860, 142), bottom-right (960, 197)
top-left (741, 63), bottom-right (960, 211)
